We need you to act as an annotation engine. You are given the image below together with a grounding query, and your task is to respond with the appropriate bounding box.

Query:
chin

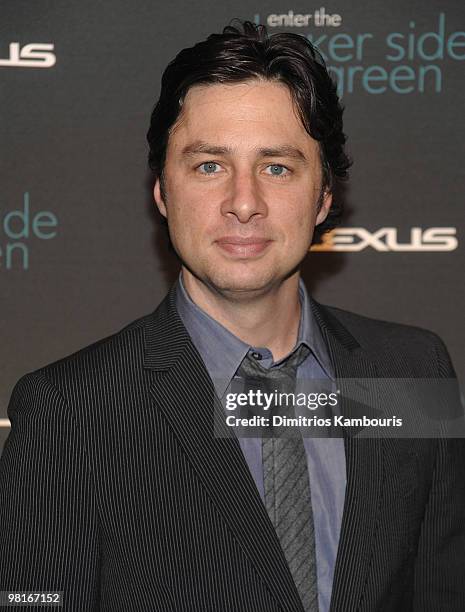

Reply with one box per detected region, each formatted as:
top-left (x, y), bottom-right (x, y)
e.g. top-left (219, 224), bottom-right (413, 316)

top-left (203, 267), bottom-right (287, 298)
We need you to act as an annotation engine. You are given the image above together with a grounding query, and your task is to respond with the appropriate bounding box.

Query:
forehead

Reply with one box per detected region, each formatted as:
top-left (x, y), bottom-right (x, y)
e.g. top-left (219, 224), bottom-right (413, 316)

top-left (168, 80), bottom-right (317, 153)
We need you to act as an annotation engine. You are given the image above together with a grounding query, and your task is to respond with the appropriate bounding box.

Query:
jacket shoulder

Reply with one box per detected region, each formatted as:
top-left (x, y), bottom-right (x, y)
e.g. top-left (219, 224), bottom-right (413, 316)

top-left (322, 303), bottom-right (454, 377)
top-left (325, 303), bottom-right (439, 340)
top-left (17, 310), bottom-right (158, 397)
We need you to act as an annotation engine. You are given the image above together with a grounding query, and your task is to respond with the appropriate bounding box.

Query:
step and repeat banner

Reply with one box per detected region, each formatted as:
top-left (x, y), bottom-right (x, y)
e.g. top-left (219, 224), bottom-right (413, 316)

top-left (1, 1), bottom-right (464, 451)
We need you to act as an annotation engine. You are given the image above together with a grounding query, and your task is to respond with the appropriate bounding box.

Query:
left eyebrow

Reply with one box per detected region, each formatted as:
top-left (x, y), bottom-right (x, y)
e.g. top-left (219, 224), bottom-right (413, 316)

top-left (256, 146), bottom-right (308, 162)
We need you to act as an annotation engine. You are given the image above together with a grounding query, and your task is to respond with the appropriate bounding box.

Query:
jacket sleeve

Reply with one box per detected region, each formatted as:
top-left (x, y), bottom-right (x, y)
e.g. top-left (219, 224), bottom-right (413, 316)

top-left (412, 334), bottom-right (465, 610)
top-left (0, 372), bottom-right (100, 611)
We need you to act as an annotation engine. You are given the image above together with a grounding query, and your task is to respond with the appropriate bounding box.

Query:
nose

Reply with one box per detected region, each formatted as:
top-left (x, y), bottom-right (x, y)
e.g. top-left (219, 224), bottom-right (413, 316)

top-left (220, 169), bottom-right (268, 223)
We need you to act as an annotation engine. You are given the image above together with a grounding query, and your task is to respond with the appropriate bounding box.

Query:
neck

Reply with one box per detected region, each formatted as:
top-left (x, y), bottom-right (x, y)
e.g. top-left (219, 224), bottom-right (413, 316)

top-left (181, 269), bottom-right (302, 361)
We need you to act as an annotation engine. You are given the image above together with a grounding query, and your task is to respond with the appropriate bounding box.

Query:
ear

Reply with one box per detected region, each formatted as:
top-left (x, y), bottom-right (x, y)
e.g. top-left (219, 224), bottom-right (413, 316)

top-left (154, 178), bottom-right (167, 218)
top-left (315, 190), bottom-right (332, 226)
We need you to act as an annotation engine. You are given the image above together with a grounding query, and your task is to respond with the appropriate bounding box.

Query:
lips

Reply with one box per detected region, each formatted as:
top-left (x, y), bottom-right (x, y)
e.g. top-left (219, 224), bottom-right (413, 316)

top-left (215, 236), bottom-right (272, 257)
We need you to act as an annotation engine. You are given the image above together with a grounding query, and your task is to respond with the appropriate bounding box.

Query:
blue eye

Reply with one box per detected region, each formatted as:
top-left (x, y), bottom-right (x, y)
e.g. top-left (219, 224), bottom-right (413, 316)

top-left (199, 162), bottom-right (220, 174)
top-left (266, 164), bottom-right (289, 176)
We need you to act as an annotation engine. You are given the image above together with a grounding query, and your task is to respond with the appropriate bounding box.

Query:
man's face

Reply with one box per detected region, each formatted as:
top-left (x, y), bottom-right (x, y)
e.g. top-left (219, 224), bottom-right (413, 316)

top-left (154, 80), bottom-right (332, 298)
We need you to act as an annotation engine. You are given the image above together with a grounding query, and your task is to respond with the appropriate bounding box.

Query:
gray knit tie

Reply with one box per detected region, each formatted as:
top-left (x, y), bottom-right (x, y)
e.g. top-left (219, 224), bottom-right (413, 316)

top-left (237, 344), bottom-right (319, 612)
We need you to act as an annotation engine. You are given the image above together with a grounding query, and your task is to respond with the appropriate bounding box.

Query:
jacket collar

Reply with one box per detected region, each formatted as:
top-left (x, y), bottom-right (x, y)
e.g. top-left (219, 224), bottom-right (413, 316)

top-left (142, 284), bottom-right (188, 370)
top-left (143, 283), bottom-right (362, 372)
top-left (309, 299), bottom-right (361, 352)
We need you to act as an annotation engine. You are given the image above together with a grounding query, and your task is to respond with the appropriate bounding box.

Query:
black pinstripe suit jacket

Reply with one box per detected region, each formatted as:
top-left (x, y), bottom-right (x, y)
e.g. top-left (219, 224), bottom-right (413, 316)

top-left (1, 286), bottom-right (464, 611)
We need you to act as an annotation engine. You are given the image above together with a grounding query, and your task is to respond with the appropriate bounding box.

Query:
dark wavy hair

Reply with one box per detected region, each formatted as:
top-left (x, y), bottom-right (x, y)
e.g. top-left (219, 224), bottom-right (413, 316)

top-left (147, 20), bottom-right (351, 238)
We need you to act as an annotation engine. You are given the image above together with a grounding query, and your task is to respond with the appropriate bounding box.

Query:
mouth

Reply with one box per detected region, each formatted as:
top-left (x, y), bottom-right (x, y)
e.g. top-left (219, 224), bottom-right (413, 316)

top-left (215, 236), bottom-right (273, 258)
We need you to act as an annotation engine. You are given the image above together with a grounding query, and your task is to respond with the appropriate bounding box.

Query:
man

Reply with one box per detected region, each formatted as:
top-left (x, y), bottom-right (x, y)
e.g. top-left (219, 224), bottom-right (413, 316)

top-left (0, 21), bottom-right (464, 612)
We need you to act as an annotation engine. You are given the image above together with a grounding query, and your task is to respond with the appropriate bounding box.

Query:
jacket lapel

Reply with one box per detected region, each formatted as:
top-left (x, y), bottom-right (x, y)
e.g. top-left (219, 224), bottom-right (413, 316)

top-left (143, 287), bottom-right (384, 612)
top-left (310, 300), bottom-right (384, 612)
top-left (144, 286), bottom-right (305, 612)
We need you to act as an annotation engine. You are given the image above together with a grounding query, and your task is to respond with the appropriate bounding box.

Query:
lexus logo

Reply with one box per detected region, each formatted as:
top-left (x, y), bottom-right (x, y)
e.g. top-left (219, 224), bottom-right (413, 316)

top-left (0, 43), bottom-right (56, 68)
top-left (312, 227), bottom-right (458, 252)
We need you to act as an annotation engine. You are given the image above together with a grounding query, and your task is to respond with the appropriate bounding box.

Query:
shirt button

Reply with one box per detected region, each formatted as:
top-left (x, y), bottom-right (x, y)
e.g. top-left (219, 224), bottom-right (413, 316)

top-left (251, 352), bottom-right (262, 360)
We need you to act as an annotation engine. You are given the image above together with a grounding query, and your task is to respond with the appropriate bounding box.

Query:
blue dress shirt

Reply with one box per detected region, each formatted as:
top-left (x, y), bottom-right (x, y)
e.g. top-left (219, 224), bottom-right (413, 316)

top-left (175, 273), bottom-right (346, 612)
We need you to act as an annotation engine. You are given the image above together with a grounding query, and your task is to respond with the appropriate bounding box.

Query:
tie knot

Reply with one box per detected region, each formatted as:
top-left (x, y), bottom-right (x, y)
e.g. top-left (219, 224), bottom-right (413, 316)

top-left (237, 343), bottom-right (311, 384)
top-left (233, 344), bottom-right (311, 436)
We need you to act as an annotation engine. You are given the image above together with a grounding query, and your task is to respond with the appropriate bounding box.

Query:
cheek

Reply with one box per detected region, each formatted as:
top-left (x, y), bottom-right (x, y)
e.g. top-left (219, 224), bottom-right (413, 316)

top-left (274, 200), bottom-right (315, 237)
top-left (167, 186), bottom-right (198, 223)
top-left (167, 198), bottom-right (213, 251)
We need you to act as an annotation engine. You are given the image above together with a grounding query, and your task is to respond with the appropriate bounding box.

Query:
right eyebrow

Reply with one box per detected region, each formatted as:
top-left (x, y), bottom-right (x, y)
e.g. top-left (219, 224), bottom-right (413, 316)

top-left (181, 141), bottom-right (232, 157)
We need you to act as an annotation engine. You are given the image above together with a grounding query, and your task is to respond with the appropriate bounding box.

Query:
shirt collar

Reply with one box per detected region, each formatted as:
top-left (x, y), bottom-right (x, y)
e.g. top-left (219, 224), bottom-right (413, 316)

top-left (175, 272), bottom-right (334, 398)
